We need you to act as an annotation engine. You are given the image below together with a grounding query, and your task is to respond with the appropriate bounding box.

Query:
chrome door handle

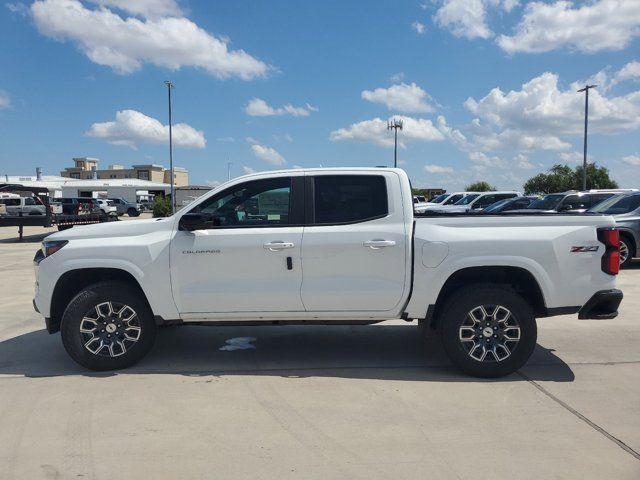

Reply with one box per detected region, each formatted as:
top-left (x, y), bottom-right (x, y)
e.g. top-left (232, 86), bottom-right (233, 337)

top-left (264, 241), bottom-right (295, 251)
top-left (363, 240), bottom-right (396, 249)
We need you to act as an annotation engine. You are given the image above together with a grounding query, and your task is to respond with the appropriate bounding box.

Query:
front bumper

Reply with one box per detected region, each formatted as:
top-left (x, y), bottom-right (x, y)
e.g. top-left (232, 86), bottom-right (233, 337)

top-left (578, 289), bottom-right (623, 320)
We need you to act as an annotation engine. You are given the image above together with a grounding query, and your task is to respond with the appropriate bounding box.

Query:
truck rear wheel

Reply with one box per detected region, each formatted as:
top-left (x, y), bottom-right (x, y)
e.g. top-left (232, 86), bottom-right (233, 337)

top-left (127, 208), bottom-right (140, 217)
top-left (439, 285), bottom-right (537, 378)
top-left (60, 282), bottom-right (157, 371)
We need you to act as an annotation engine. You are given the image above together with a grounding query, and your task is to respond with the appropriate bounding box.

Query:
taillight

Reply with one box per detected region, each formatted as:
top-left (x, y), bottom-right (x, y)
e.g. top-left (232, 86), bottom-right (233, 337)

top-left (597, 228), bottom-right (620, 275)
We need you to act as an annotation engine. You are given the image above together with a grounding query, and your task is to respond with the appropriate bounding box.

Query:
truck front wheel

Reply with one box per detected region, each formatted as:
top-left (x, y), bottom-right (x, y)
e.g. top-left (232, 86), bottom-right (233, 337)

top-left (439, 285), bottom-right (537, 378)
top-left (60, 282), bottom-right (157, 371)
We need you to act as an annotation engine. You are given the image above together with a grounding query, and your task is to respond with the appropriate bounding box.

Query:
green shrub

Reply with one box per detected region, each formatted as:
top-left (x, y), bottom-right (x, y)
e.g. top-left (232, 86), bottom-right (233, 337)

top-left (152, 196), bottom-right (172, 217)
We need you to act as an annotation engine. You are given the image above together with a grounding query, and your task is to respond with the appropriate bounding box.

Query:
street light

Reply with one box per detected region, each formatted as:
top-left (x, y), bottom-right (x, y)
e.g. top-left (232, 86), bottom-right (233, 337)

top-left (227, 160), bottom-right (232, 181)
top-left (387, 118), bottom-right (403, 168)
top-left (164, 80), bottom-right (175, 214)
top-left (577, 84), bottom-right (596, 191)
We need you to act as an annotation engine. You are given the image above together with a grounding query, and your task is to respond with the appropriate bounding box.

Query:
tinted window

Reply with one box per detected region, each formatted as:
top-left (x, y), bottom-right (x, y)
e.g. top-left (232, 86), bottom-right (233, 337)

top-left (528, 194), bottom-right (564, 210)
top-left (192, 177), bottom-right (291, 227)
top-left (454, 194), bottom-right (480, 206)
top-left (473, 194), bottom-right (498, 209)
top-left (0, 199), bottom-right (20, 206)
top-left (24, 197), bottom-right (35, 205)
top-left (560, 195), bottom-right (589, 210)
top-left (313, 175), bottom-right (387, 224)
top-left (589, 194), bottom-right (640, 214)
top-left (430, 194), bottom-right (448, 204)
top-left (444, 194), bottom-right (464, 205)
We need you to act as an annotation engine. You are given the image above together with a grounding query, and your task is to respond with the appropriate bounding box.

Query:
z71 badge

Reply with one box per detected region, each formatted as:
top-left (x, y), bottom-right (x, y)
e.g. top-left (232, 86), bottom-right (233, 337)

top-left (570, 246), bottom-right (599, 253)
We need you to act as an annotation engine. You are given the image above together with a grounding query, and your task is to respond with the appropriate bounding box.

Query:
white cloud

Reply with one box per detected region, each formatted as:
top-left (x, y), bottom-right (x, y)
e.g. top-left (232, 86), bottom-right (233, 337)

top-left (622, 154), bottom-right (640, 166)
top-left (244, 98), bottom-right (317, 117)
top-left (469, 151), bottom-right (506, 169)
top-left (292, 164), bottom-right (304, 169)
top-left (412, 21), bottom-right (426, 34)
top-left (206, 180), bottom-right (221, 188)
top-left (435, 115), bottom-right (469, 148)
top-left (390, 72), bottom-right (405, 83)
top-left (330, 115), bottom-right (445, 148)
top-left (514, 153), bottom-right (534, 169)
top-left (216, 136), bottom-right (235, 143)
top-left (465, 72), bottom-right (640, 149)
top-left (361, 83), bottom-right (435, 113)
top-left (90, 0), bottom-right (182, 19)
top-left (30, 0), bottom-right (269, 78)
top-left (247, 139), bottom-right (285, 166)
top-left (424, 164), bottom-right (454, 174)
top-left (497, 0), bottom-right (640, 54)
top-left (559, 151), bottom-right (591, 164)
top-left (433, 0), bottom-right (513, 40)
top-left (5, 2), bottom-right (29, 15)
top-left (616, 61), bottom-right (640, 84)
top-left (0, 90), bottom-right (10, 110)
top-left (86, 109), bottom-right (206, 149)
top-left (242, 166), bottom-right (257, 174)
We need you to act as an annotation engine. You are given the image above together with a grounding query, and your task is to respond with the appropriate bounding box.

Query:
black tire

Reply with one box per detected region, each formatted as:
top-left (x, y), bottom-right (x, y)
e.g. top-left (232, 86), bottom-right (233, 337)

top-left (439, 285), bottom-right (537, 378)
top-left (60, 281), bottom-right (157, 371)
top-left (127, 208), bottom-right (140, 217)
top-left (619, 235), bottom-right (635, 269)
top-left (57, 225), bottom-right (72, 231)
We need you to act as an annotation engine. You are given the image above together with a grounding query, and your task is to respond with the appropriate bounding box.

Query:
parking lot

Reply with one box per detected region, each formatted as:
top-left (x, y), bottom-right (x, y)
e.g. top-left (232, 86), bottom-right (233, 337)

top-left (0, 221), bottom-right (638, 480)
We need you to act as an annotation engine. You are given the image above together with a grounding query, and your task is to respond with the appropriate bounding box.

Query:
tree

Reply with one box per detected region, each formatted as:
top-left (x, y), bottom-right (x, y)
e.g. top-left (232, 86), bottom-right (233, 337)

top-left (524, 163), bottom-right (618, 195)
top-left (152, 196), bottom-right (172, 217)
top-left (465, 181), bottom-right (496, 192)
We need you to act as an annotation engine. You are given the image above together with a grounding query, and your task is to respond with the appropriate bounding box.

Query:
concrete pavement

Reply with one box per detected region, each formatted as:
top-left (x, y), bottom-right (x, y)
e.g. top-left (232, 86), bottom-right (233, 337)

top-left (0, 224), bottom-right (638, 479)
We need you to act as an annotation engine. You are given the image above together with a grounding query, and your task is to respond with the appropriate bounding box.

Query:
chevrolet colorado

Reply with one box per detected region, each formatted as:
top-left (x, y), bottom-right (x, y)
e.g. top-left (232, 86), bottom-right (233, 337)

top-left (33, 168), bottom-right (623, 377)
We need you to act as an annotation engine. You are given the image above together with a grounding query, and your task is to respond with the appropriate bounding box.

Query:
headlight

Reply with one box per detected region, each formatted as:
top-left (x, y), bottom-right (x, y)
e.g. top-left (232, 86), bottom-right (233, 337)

top-left (42, 240), bottom-right (68, 257)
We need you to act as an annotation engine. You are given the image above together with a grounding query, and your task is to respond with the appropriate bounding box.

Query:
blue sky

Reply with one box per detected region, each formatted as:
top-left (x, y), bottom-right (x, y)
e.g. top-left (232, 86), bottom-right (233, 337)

top-left (1, 0), bottom-right (639, 190)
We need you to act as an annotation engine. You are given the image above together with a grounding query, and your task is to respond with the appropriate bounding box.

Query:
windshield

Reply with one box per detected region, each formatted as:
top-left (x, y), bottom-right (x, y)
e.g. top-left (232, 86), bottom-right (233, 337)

top-left (454, 194), bottom-right (480, 206)
top-left (588, 194), bottom-right (640, 214)
top-left (482, 198), bottom-right (512, 213)
top-left (528, 194), bottom-right (565, 210)
top-left (429, 194), bottom-right (448, 204)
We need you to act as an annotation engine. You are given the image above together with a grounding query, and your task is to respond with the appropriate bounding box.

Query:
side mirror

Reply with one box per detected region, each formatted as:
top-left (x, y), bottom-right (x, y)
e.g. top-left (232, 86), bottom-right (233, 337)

top-left (179, 212), bottom-right (220, 231)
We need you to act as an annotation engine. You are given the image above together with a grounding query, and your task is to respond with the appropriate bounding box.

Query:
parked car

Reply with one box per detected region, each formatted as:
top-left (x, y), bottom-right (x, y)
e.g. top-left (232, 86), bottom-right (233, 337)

top-left (414, 192), bottom-right (472, 213)
top-left (0, 195), bottom-right (46, 216)
top-left (58, 197), bottom-right (101, 215)
top-left (109, 197), bottom-right (142, 217)
top-left (413, 195), bottom-right (428, 211)
top-left (481, 196), bottom-right (539, 213)
top-left (521, 191), bottom-right (617, 214)
top-left (96, 199), bottom-right (118, 217)
top-left (435, 191), bottom-right (522, 213)
top-left (34, 168), bottom-right (622, 377)
top-left (588, 192), bottom-right (640, 267)
top-left (139, 199), bottom-right (154, 211)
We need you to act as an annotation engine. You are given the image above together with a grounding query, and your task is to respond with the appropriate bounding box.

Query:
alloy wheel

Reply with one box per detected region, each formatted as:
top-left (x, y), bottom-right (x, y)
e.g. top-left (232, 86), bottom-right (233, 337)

top-left (458, 305), bottom-right (521, 362)
top-left (79, 301), bottom-right (142, 357)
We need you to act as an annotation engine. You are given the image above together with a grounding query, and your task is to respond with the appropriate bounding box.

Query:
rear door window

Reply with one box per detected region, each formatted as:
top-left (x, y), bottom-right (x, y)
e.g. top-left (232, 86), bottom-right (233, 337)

top-left (312, 175), bottom-right (388, 224)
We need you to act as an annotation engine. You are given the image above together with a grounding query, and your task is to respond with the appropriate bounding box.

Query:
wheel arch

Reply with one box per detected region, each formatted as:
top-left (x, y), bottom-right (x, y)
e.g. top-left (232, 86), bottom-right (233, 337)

top-left (618, 229), bottom-right (637, 256)
top-left (49, 268), bottom-right (153, 334)
top-left (429, 266), bottom-right (547, 329)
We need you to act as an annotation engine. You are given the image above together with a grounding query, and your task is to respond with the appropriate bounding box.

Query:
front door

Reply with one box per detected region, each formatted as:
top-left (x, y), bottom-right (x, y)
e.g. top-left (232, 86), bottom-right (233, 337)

top-left (170, 176), bottom-right (305, 315)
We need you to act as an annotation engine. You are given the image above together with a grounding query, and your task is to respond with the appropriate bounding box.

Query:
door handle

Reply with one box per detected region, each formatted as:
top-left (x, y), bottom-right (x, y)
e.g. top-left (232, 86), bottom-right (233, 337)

top-left (264, 241), bottom-right (295, 251)
top-left (363, 239), bottom-right (396, 249)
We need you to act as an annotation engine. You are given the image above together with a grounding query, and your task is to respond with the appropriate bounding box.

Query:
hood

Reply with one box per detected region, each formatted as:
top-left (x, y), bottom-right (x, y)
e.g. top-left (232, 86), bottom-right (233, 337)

top-left (46, 217), bottom-right (173, 241)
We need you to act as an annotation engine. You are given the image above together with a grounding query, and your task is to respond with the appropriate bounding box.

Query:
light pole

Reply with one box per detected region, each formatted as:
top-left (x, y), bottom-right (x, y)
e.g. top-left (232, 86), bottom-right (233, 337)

top-left (387, 118), bottom-right (403, 168)
top-left (227, 161), bottom-right (232, 181)
top-left (577, 84), bottom-right (596, 191)
top-left (164, 80), bottom-right (175, 214)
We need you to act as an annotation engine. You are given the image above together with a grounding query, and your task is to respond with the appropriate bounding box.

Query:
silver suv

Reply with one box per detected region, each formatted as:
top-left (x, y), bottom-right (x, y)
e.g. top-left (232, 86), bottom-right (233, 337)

top-left (589, 192), bottom-right (640, 267)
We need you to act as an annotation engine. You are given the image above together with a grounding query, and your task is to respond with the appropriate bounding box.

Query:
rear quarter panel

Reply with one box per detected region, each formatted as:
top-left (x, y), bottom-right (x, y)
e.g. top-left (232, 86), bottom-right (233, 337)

top-left (405, 215), bottom-right (618, 318)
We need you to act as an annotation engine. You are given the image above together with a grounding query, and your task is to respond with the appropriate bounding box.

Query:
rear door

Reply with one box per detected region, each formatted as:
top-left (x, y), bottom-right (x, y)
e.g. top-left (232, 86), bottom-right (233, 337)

top-left (300, 172), bottom-right (408, 312)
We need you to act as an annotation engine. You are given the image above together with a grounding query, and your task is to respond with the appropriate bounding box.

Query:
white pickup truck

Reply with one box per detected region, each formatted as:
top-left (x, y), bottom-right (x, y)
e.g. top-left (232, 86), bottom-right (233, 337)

top-left (33, 168), bottom-right (623, 377)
